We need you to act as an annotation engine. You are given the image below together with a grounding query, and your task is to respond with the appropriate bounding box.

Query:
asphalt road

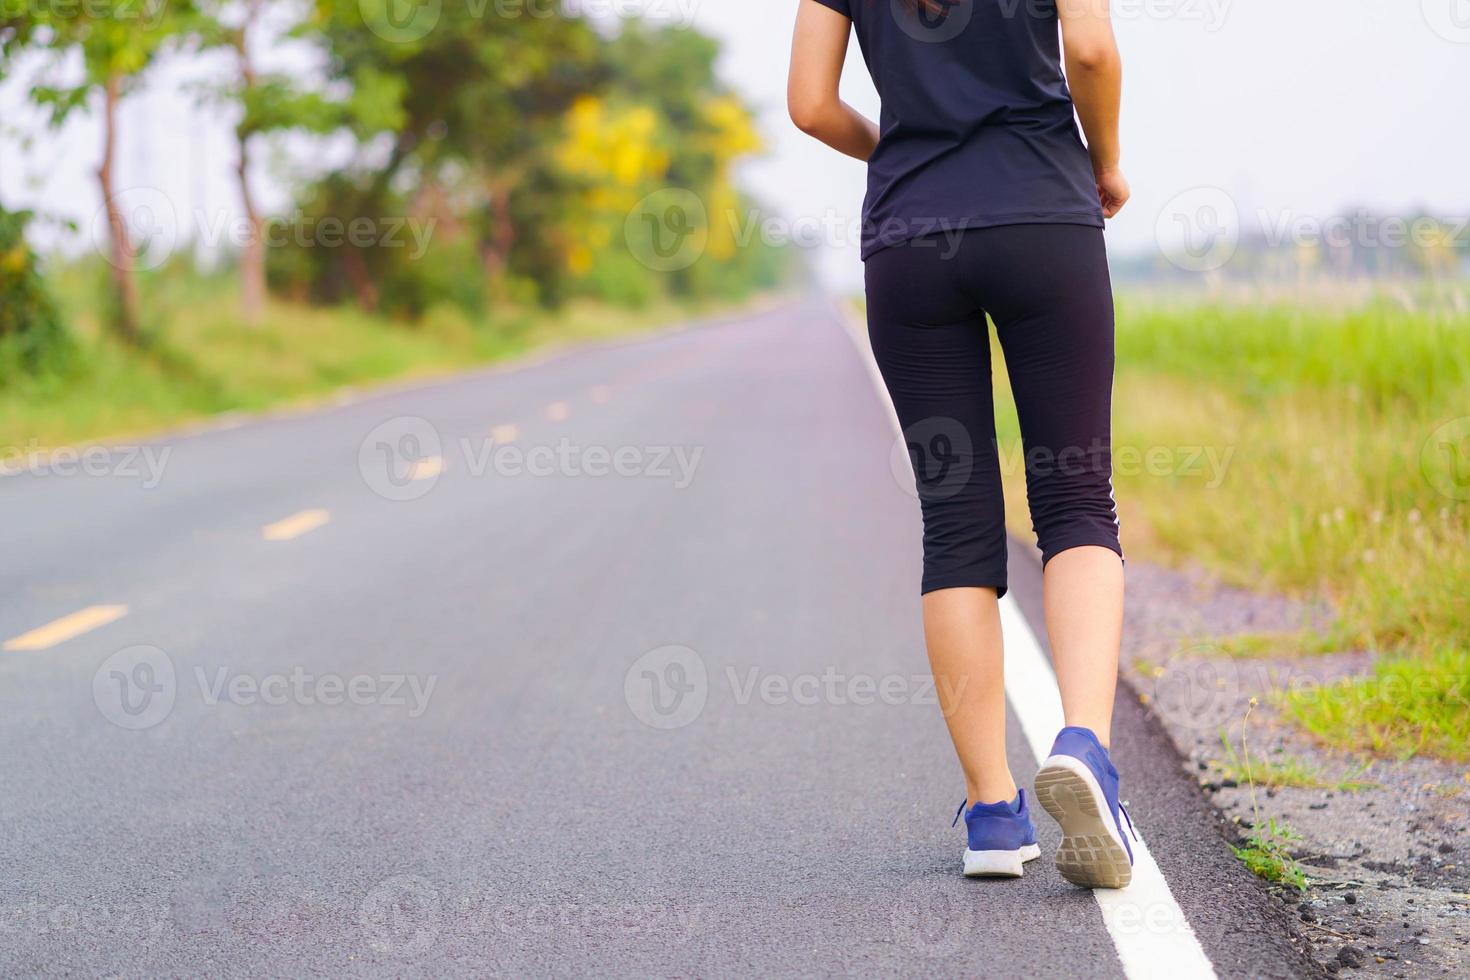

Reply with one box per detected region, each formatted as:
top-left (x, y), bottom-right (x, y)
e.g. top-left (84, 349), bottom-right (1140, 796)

top-left (0, 298), bottom-right (1317, 977)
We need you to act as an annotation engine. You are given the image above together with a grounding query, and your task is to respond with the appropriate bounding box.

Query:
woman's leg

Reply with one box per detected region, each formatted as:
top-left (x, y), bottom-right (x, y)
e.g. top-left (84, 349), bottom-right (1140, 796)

top-left (923, 588), bottom-right (1017, 804)
top-left (1043, 547), bottom-right (1123, 745)
top-left (981, 225), bottom-right (1124, 744)
top-left (865, 237), bottom-right (1017, 805)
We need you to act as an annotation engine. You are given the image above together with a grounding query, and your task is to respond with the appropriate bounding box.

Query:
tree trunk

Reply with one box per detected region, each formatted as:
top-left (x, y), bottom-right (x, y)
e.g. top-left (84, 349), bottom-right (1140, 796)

top-left (98, 73), bottom-right (142, 344)
top-left (234, 6), bottom-right (266, 325)
top-left (237, 138), bottom-right (266, 325)
top-left (481, 182), bottom-right (516, 302)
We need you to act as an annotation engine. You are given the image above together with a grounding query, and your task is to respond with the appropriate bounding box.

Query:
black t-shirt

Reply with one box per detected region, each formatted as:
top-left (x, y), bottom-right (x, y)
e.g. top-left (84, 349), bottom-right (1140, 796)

top-left (810, 0), bottom-right (1103, 259)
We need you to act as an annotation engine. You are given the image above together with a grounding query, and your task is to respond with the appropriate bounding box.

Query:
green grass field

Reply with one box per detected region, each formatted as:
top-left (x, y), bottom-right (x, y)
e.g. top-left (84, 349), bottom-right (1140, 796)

top-left (990, 293), bottom-right (1470, 763)
top-left (1, 268), bottom-right (745, 454)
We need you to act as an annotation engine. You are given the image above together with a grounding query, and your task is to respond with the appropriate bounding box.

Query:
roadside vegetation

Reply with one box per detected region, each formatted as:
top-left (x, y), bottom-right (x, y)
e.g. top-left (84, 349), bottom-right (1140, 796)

top-left (1, 258), bottom-right (749, 453)
top-left (993, 291), bottom-right (1470, 763)
top-left (0, 10), bottom-right (789, 453)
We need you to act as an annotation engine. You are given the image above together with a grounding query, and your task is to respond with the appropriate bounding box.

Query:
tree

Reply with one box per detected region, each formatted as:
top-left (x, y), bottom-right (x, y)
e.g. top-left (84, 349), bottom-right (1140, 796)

top-left (1, 0), bottom-right (199, 343)
top-left (305, 0), bottom-right (606, 308)
top-left (196, 0), bottom-right (338, 324)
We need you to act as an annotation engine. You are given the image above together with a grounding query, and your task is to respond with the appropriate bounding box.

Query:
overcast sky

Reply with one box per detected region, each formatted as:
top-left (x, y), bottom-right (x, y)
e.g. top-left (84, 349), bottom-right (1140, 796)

top-left (2, 1), bottom-right (1466, 291)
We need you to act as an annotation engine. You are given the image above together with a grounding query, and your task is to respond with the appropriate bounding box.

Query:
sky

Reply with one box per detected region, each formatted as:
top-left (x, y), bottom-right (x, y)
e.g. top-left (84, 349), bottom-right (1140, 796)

top-left (2, 0), bottom-right (1467, 292)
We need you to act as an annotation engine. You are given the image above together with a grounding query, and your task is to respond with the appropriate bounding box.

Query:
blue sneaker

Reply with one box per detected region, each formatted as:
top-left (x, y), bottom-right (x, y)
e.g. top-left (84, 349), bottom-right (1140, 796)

top-left (1034, 726), bottom-right (1137, 889)
top-left (952, 792), bottom-right (1042, 878)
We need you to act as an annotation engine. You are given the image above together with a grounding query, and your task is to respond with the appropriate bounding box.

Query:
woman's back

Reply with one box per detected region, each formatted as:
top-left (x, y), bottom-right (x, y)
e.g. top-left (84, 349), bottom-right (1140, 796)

top-left (810, 0), bottom-right (1101, 257)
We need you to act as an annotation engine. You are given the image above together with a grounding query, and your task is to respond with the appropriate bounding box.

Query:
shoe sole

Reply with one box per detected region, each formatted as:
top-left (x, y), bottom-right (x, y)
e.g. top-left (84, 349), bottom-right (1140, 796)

top-left (1034, 756), bottom-right (1133, 889)
top-left (962, 843), bottom-right (1042, 878)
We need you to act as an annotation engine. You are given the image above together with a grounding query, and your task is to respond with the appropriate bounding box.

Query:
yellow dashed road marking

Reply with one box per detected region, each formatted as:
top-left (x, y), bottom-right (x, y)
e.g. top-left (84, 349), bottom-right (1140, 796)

top-left (262, 509), bottom-right (331, 541)
top-left (409, 456), bottom-right (443, 481)
top-left (546, 402), bottom-right (570, 421)
top-left (490, 423), bottom-right (519, 444)
top-left (3, 605), bottom-right (129, 651)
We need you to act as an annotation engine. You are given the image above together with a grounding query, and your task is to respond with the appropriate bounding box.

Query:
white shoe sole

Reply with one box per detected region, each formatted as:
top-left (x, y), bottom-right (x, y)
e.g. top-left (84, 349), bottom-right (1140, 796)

top-left (1034, 755), bottom-right (1133, 889)
top-left (962, 843), bottom-right (1042, 878)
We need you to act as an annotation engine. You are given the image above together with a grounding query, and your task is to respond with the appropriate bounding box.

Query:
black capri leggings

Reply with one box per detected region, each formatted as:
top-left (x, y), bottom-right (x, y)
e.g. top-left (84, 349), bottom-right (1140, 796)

top-left (865, 223), bottom-right (1122, 598)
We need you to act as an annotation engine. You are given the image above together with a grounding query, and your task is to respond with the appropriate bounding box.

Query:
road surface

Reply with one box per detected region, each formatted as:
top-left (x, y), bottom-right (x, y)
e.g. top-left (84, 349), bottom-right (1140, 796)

top-left (0, 298), bottom-right (1315, 977)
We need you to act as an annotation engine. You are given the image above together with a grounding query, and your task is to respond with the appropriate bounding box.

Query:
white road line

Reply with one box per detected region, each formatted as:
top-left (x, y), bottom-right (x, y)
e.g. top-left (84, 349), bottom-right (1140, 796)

top-left (832, 299), bottom-right (1217, 980)
top-left (999, 598), bottom-right (1218, 979)
top-left (3, 605), bottom-right (129, 651)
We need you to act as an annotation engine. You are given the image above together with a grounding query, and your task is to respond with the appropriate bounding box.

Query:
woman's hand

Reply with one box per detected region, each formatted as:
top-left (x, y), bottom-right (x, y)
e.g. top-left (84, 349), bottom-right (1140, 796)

top-left (1095, 168), bottom-right (1130, 218)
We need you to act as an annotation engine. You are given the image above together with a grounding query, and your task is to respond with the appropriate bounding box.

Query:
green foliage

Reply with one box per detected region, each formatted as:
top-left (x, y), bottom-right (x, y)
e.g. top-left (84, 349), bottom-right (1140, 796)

top-left (0, 205), bottom-right (72, 380)
top-left (1281, 646), bottom-right (1470, 762)
top-left (1233, 818), bottom-right (1308, 891)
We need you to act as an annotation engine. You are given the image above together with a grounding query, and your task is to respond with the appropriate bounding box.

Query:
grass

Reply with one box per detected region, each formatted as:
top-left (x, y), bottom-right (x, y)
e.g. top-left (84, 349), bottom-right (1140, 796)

top-left (1, 265), bottom-right (748, 454)
top-left (1280, 646), bottom-right (1470, 762)
top-left (1233, 817), bottom-right (1308, 891)
top-left (1210, 731), bottom-right (1379, 792)
top-left (1227, 700), bottom-right (1310, 890)
top-left (986, 292), bottom-right (1470, 763)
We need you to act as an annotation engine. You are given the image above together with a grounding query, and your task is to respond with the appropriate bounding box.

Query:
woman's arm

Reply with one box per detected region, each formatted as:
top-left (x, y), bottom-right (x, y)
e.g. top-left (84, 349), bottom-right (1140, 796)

top-left (1057, 0), bottom-right (1130, 217)
top-left (787, 0), bottom-right (879, 161)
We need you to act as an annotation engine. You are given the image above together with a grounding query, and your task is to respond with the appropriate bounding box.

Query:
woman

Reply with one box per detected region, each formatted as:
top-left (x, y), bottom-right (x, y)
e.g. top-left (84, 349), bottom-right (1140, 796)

top-left (788, 0), bottom-right (1135, 887)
